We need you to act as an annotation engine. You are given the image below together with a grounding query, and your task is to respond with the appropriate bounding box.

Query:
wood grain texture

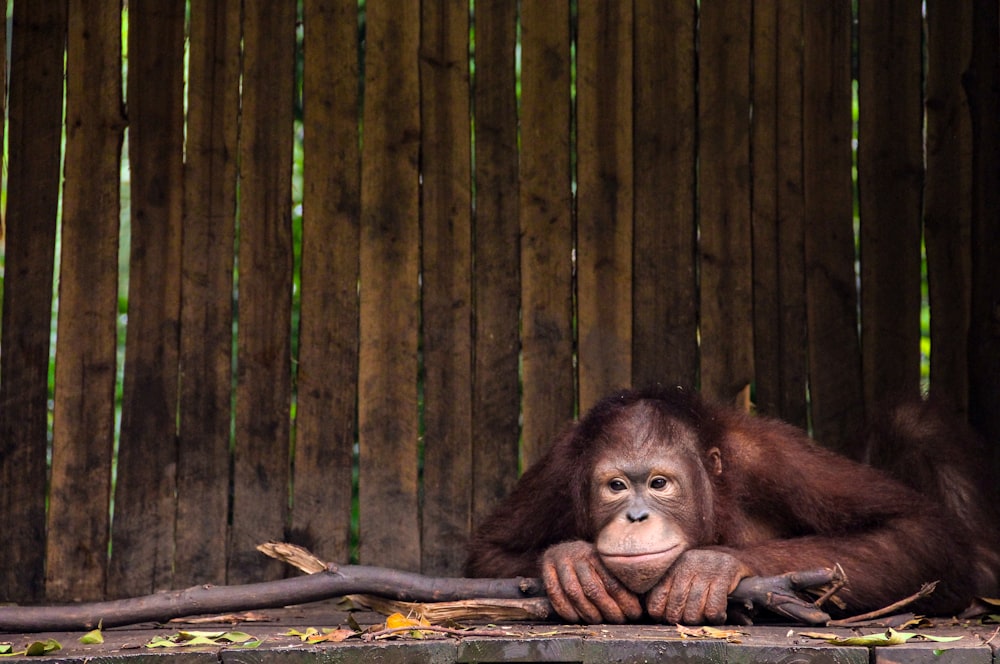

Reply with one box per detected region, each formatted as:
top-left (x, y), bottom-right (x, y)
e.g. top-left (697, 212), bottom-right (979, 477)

top-left (419, 0), bottom-right (474, 576)
top-left (519, 0), bottom-right (574, 467)
top-left (470, 0), bottom-right (521, 530)
top-left (229, 0), bottom-right (297, 584)
top-left (751, 0), bottom-right (807, 426)
top-left (48, 0), bottom-right (125, 601)
top-left (576, 0), bottom-right (633, 411)
top-left (358, 0), bottom-right (422, 571)
top-left (802, 0), bottom-right (864, 454)
top-left (0, 0), bottom-right (66, 602)
top-left (966, 0), bottom-right (1000, 453)
top-left (109, 0), bottom-right (185, 598)
top-left (858, 0), bottom-right (923, 408)
top-left (924, 0), bottom-right (972, 415)
top-left (293, 0), bottom-right (361, 567)
top-left (632, 0), bottom-right (697, 390)
top-left (697, 0), bottom-right (754, 401)
top-left (176, 0), bottom-right (241, 588)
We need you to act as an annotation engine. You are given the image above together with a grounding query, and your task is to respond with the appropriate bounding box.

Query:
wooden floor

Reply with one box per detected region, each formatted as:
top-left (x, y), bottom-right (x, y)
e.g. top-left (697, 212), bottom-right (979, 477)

top-left (0, 602), bottom-right (996, 663)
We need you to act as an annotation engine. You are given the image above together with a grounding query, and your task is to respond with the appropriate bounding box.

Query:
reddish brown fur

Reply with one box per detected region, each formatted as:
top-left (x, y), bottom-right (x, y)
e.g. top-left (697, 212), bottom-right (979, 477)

top-left (465, 386), bottom-right (998, 621)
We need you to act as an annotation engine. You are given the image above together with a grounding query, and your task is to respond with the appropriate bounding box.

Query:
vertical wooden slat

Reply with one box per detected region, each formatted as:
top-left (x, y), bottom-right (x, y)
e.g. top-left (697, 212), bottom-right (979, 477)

top-left (0, 0), bottom-right (66, 603)
top-left (519, 0), bottom-right (574, 466)
top-left (802, 0), bottom-right (863, 454)
top-left (471, 0), bottom-right (521, 529)
top-left (576, 1), bottom-right (632, 411)
top-left (229, 0), bottom-right (297, 584)
top-left (108, 0), bottom-right (185, 598)
top-left (697, 0), bottom-right (753, 401)
top-left (752, 0), bottom-right (779, 412)
top-left (924, 0), bottom-right (972, 415)
top-left (293, 0), bottom-right (360, 566)
top-left (176, 0), bottom-right (241, 587)
top-left (48, 0), bottom-right (124, 601)
top-left (358, 1), bottom-right (422, 570)
top-left (751, 0), bottom-right (807, 426)
top-left (632, 0), bottom-right (697, 390)
top-left (966, 0), bottom-right (1000, 454)
top-left (858, 0), bottom-right (923, 409)
top-left (419, 0), bottom-right (473, 576)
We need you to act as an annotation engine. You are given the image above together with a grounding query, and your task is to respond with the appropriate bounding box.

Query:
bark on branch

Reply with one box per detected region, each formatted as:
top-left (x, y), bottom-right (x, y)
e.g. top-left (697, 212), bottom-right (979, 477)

top-left (0, 554), bottom-right (840, 632)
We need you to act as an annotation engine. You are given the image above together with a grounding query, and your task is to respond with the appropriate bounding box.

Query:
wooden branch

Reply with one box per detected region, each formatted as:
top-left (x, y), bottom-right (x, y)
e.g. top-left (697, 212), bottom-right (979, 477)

top-left (0, 566), bottom-right (544, 632)
top-left (0, 547), bottom-right (839, 632)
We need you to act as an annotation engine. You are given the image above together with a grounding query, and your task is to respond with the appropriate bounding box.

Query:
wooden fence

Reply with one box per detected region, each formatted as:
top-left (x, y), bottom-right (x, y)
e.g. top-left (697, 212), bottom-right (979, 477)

top-left (1, 0), bottom-right (998, 604)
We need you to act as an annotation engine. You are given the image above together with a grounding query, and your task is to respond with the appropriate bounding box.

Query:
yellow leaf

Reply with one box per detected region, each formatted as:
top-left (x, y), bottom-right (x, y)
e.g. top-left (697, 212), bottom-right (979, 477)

top-left (309, 629), bottom-right (355, 643)
top-left (385, 612), bottom-right (429, 629)
top-left (382, 612), bottom-right (432, 639)
top-left (677, 625), bottom-right (746, 642)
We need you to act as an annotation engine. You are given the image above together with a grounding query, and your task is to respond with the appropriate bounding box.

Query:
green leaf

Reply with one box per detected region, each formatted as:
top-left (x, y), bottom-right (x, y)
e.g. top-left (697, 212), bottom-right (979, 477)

top-left (146, 631), bottom-right (261, 649)
top-left (24, 640), bottom-right (62, 656)
top-left (827, 630), bottom-right (916, 646)
top-left (920, 635), bottom-right (964, 643)
top-left (80, 628), bottom-right (104, 645)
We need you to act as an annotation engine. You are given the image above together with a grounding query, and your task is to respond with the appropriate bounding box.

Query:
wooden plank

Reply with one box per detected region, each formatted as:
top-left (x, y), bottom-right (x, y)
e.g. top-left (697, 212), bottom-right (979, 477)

top-left (751, 0), bottom-right (807, 426)
top-left (576, 0), bottom-right (633, 411)
top-left (924, 0), bottom-right (972, 415)
top-left (966, 0), bottom-right (1000, 451)
top-left (419, 0), bottom-right (473, 576)
top-left (176, 0), bottom-right (241, 587)
top-left (470, 0), bottom-right (521, 529)
top-left (357, 0), bottom-right (421, 570)
top-left (858, 0), bottom-right (923, 409)
top-left (47, 0), bottom-right (124, 601)
top-left (292, 0), bottom-right (360, 566)
top-left (751, 0), bottom-right (780, 413)
top-left (632, 0), bottom-right (697, 390)
top-left (519, 0), bottom-right (573, 466)
top-left (697, 0), bottom-right (753, 401)
top-left (229, 0), bottom-right (297, 584)
top-left (802, 0), bottom-right (863, 454)
top-left (0, 0), bottom-right (66, 603)
top-left (108, 0), bottom-right (185, 598)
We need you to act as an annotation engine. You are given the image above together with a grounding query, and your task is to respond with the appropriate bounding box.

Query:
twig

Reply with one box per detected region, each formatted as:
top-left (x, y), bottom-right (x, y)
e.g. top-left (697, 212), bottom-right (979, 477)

top-left (812, 563), bottom-right (848, 608)
top-left (827, 581), bottom-right (939, 626)
top-left (362, 625), bottom-right (512, 641)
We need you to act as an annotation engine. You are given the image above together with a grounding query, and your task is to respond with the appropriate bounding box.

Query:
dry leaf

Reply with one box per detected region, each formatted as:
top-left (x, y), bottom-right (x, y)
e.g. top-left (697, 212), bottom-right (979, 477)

top-left (676, 625), bottom-right (747, 642)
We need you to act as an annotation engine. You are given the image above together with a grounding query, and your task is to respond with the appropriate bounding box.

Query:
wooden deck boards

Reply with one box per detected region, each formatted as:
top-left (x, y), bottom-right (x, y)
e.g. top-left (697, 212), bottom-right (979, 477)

top-left (1, 603), bottom-right (995, 664)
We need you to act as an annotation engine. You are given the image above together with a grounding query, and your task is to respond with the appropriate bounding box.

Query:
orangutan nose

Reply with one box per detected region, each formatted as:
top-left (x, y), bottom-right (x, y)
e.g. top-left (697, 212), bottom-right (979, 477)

top-left (627, 509), bottom-right (649, 523)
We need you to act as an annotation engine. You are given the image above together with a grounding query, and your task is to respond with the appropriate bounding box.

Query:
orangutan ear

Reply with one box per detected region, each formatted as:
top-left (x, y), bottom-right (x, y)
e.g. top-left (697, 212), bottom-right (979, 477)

top-left (706, 447), bottom-right (722, 476)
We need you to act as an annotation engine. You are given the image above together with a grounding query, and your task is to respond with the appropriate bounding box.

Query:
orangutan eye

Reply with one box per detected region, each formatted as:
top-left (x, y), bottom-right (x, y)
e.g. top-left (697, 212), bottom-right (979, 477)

top-left (608, 479), bottom-right (627, 492)
top-left (649, 476), bottom-right (670, 490)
